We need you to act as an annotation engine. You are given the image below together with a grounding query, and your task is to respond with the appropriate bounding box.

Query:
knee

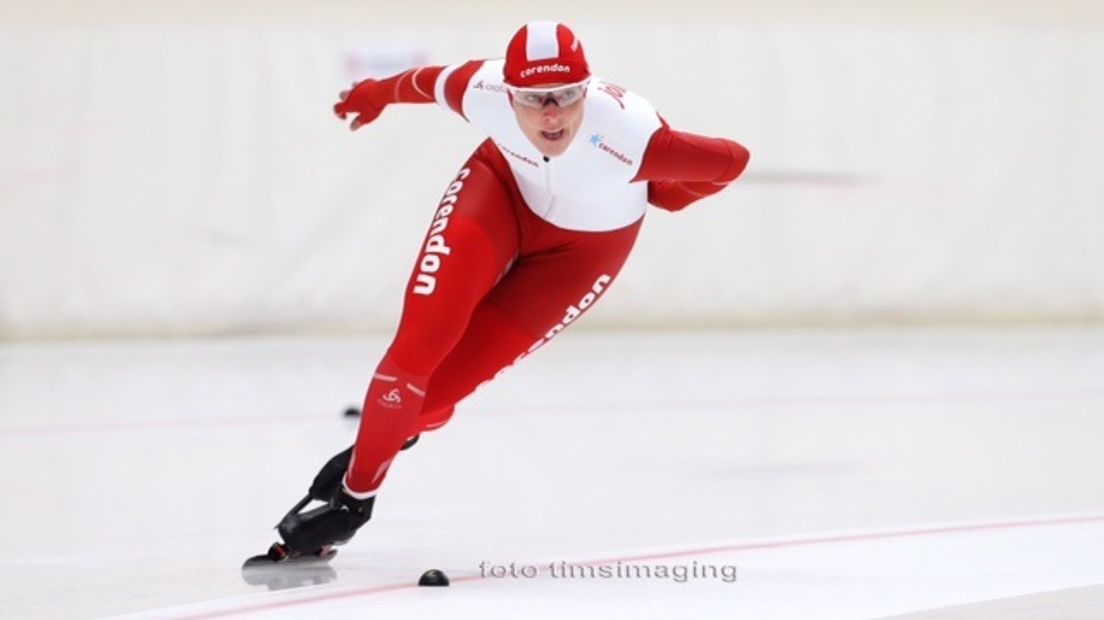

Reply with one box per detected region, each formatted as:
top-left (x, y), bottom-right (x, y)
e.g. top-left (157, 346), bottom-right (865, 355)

top-left (388, 326), bottom-right (461, 375)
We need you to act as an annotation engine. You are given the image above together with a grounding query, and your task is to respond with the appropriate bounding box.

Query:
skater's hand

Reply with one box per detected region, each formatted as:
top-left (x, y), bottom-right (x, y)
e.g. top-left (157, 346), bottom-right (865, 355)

top-left (334, 79), bottom-right (385, 131)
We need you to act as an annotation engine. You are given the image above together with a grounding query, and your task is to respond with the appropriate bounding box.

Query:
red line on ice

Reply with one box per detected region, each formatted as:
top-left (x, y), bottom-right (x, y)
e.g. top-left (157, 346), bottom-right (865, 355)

top-left (165, 512), bottom-right (1104, 620)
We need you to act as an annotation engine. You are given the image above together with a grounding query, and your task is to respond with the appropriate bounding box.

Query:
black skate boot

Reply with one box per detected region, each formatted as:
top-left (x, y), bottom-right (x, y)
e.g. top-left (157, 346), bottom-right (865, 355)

top-left (242, 491), bottom-right (375, 569)
top-left (307, 437), bottom-right (419, 502)
top-left (278, 489), bottom-right (375, 552)
top-left (243, 439), bottom-right (415, 569)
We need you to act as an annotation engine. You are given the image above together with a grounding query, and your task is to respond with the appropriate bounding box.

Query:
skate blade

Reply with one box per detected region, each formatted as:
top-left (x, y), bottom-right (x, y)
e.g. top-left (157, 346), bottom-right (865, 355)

top-left (242, 543), bottom-right (337, 569)
top-left (241, 544), bottom-right (339, 590)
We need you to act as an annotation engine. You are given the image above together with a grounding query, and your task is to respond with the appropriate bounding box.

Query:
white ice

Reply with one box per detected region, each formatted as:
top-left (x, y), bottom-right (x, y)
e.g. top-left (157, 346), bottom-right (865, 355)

top-left (1, 327), bottom-right (1103, 619)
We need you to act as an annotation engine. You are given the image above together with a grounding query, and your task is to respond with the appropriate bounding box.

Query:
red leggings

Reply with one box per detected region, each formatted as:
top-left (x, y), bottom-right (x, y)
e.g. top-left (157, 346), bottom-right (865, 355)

top-left (345, 140), bottom-right (641, 495)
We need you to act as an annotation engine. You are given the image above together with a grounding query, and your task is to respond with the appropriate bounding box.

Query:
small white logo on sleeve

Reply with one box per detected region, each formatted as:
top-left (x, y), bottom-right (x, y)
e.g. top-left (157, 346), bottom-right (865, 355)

top-left (378, 388), bottom-right (403, 409)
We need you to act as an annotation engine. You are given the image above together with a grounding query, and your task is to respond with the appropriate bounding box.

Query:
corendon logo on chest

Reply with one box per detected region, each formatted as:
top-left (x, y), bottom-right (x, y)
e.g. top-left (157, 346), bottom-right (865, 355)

top-left (589, 133), bottom-right (633, 167)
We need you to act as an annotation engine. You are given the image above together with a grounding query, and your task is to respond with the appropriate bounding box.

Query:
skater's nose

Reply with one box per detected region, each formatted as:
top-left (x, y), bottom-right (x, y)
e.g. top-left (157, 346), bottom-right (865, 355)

top-left (541, 103), bottom-right (563, 122)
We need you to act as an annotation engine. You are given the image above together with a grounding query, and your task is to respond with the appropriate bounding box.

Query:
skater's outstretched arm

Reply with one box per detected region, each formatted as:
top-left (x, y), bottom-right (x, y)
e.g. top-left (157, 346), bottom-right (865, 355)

top-left (333, 66), bottom-right (445, 129)
top-left (634, 119), bottom-right (751, 212)
top-left (333, 60), bottom-right (487, 130)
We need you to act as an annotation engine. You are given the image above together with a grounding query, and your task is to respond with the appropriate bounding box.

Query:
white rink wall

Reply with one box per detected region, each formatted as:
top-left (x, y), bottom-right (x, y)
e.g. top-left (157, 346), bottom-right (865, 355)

top-left (2, 1), bottom-right (1103, 338)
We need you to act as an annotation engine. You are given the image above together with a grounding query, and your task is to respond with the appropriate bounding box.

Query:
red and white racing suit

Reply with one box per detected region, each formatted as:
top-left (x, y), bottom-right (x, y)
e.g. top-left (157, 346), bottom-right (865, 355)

top-left (343, 59), bottom-right (750, 496)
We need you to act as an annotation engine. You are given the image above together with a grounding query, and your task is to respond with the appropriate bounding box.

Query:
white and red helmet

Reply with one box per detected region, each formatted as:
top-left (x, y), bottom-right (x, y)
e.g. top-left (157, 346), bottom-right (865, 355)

top-left (503, 21), bottom-right (590, 88)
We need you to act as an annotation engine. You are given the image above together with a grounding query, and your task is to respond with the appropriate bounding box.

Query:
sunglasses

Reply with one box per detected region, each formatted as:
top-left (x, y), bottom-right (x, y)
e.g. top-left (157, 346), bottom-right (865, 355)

top-left (507, 79), bottom-right (590, 109)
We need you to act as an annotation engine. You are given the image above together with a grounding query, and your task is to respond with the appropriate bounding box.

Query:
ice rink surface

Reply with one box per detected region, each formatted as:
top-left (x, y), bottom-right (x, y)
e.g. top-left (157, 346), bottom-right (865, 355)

top-left (1, 327), bottom-right (1103, 619)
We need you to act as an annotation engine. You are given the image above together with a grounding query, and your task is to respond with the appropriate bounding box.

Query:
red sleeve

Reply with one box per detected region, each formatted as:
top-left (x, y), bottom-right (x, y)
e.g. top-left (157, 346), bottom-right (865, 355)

top-left (442, 61), bottom-right (484, 121)
top-left (361, 61), bottom-right (482, 120)
top-left (372, 66), bottom-right (446, 105)
top-left (633, 122), bottom-right (750, 212)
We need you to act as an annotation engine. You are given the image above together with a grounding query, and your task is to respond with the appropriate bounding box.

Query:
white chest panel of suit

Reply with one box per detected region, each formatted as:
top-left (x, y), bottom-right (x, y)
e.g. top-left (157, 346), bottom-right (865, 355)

top-left (435, 59), bottom-right (662, 232)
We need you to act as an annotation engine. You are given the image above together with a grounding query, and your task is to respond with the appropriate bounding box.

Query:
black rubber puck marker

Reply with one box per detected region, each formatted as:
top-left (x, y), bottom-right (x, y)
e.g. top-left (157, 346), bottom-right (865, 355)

top-left (343, 406), bottom-right (361, 417)
top-left (418, 569), bottom-right (450, 587)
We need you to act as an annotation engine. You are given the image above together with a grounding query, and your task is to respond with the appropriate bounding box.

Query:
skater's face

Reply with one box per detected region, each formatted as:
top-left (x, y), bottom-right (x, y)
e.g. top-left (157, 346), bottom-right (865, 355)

top-left (509, 82), bottom-right (586, 158)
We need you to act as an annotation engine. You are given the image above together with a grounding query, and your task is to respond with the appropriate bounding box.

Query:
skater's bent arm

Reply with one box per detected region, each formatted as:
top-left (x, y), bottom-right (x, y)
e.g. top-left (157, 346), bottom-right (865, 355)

top-left (634, 124), bottom-right (751, 212)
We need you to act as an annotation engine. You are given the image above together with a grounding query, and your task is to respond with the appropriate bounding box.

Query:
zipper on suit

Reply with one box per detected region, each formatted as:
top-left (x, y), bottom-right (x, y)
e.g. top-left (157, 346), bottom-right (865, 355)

top-left (542, 155), bottom-right (554, 219)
